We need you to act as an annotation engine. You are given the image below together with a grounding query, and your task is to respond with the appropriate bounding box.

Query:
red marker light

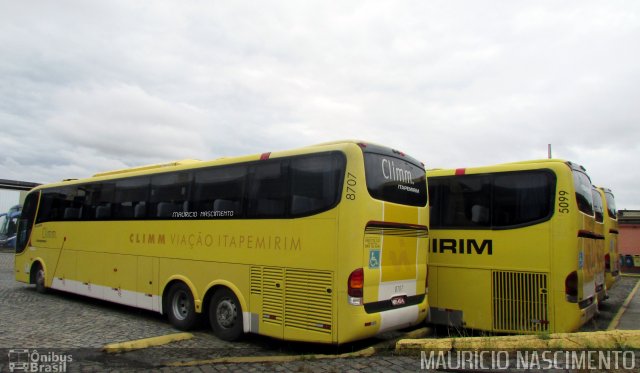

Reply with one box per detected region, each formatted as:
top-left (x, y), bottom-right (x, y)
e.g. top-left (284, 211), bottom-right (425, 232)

top-left (348, 268), bottom-right (364, 298)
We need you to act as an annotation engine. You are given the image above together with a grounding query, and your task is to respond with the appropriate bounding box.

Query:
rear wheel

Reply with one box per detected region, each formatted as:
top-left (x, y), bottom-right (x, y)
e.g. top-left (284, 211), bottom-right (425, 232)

top-left (165, 282), bottom-right (198, 330)
top-left (209, 288), bottom-right (243, 341)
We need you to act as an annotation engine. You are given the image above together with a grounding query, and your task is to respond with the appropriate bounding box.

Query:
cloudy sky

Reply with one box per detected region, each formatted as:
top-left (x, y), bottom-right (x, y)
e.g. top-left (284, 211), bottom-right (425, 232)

top-left (1, 1), bottom-right (639, 208)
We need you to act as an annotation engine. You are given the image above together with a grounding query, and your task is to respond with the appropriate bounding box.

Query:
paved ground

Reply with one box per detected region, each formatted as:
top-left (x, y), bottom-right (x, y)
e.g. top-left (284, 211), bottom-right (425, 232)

top-left (617, 275), bottom-right (640, 330)
top-left (0, 250), bottom-right (638, 372)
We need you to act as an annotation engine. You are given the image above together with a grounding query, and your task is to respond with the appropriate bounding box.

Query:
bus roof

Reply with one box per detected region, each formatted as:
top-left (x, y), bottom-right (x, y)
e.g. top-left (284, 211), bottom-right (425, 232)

top-left (427, 158), bottom-right (586, 177)
top-left (27, 140), bottom-right (418, 192)
top-left (597, 186), bottom-right (614, 195)
top-left (93, 159), bottom-right (202, 178)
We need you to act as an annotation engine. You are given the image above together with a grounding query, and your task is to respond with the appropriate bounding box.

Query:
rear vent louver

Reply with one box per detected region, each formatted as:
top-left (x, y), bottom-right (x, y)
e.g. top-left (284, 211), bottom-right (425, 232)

top-left (492, 271), bottom-right (549, 333)
top-left (261, 267), bottom-right (284, 326)
top-left (285, 269), bottom-right (333, 333)
top-left (252, 266), bottom-right (333, 334)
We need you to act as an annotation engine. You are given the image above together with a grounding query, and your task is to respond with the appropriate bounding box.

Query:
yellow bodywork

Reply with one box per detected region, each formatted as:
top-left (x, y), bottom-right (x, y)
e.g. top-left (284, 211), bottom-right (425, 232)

top-left (598, 187), bottom-right (620, 291)
top-left (15, 141), bottom-right (429, 344)
top-left (427, 160), bottom-right (598, 334)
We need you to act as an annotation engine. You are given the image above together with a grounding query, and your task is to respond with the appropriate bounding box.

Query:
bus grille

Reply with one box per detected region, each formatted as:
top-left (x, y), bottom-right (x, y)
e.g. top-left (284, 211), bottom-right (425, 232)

top-left (284, 269), bottom-right (333, 334)
top-left (261, 267), bottom-right (284, 326)
top-left (250, 266), bottom-right (262, 295)
top-left (251, 267), bottom-right (333, 334)
top-left (492, 271), bottom-right (549, 333)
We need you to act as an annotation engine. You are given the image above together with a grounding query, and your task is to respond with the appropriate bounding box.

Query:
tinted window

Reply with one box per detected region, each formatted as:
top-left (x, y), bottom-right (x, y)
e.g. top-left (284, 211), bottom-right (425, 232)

top-left (6, 215), bottom-right (18, 237)
top-left (0, 215), bottom-right (7, 236)
top-left (37, 187), bottom-right (84, 223)
top-left (150, 172), bottom-right (191, 218)
top-left (430, 170), bottom-right (555, 229)
top-left (592, 187), bottom-right (604, 223)
top-left (16, 192), bottom-right (39, 253)
top-left (115, 177), bottom-right (149, 219)
top-left (493, 172), bottom-right (554, 227)
top-left (247, 161), bottom-right (287, 218)
top-left (193, 165), bottom-right (246, 218)
top-left (572, 170), bottom-right (594, 216)
top-left (364, 153), bottom-right (427, 207)
top-left (290, 153), bottom-right (344, 216)
top-left (81, 183), bottom-right (112, 220)
top-left (29, 152), bottom-right (345, 222)
top-left (429, 174), bottom-right (491, 228)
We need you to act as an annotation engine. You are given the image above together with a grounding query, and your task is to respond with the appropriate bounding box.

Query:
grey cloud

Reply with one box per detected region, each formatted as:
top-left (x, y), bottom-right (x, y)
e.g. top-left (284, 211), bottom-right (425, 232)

top-left (1, 1), bottom-right (639, 208)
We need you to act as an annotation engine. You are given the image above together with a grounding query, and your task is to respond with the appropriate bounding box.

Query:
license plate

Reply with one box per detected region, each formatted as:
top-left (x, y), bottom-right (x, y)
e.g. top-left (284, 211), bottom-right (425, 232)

top-left (391, 296), bottom-right (406, 306)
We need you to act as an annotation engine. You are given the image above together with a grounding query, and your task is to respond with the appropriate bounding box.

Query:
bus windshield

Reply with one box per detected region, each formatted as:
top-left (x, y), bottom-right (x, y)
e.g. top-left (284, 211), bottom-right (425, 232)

top-left (0, 214), bottom-right (7, 236)
top-left (572, 170), bottom-right (594, 216)
top-left (592, 187), bottom-right (604, 223)
top-left (364, 153), bottom-right (427, 207)
top-left (605, 191), bottom-right (617, 219)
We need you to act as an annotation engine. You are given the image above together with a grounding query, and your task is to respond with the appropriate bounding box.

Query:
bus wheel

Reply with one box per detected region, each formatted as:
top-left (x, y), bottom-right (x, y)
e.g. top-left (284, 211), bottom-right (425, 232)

top-left (34, 264), bottom-right (47, 294)
top-left (209, 288), bottom-right (243, 341)
top-left (166, 282), bottom-right (198, 330)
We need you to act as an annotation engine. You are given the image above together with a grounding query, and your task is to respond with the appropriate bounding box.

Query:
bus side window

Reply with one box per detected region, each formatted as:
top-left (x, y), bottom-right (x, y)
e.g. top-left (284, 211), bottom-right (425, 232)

top-left (193, 165), bottom-right (246, 218)
top-left (247, 161), bottom-right (287, 218)
top-left (111, 177), bottom-right (150, 220)
top-left (289, 153), bottom-right (342, 216)
top-left (84, 183), bottom-right (115, 220)
top-left (150, 172), bottom-right (192, 219)
top-left (62, 188), bottom-right (86, 221)
top-left (38, 188), bottom-right (81, 222)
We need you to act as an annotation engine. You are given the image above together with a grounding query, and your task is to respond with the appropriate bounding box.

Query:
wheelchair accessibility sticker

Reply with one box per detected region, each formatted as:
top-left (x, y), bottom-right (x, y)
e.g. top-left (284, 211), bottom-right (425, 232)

top-left (369, 249), bottom-right (381, 269)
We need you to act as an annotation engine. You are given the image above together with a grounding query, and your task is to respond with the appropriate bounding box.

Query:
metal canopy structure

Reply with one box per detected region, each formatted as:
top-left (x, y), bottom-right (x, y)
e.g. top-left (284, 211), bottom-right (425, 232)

top-left (0, 179), bottom-right (40, 191)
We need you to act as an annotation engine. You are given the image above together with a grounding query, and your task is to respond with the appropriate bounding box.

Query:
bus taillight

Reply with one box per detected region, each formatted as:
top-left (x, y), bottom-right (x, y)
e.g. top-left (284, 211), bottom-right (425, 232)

top-left (348, 268), bottom-right (364, 305)
top-left (605, 254), bottom-right (611, 272)
top-left (565, 271), bottom-right (578, 302)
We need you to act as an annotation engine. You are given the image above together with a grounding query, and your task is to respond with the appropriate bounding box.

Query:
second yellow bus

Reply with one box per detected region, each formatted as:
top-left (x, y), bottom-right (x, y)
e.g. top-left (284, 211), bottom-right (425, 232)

top-left (427, 159), bottom-right (598, 334)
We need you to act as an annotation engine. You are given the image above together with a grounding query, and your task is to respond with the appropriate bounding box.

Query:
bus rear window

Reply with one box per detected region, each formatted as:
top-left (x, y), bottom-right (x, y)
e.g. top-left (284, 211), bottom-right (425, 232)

top-left (364, 153), bottom-right (427, 207)
top-left (429, 170), bottom-right (554, 229)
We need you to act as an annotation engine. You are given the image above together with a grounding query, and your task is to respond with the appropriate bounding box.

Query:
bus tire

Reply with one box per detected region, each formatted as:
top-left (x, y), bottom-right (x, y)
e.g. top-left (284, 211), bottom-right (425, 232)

top-left (209, 288), bottom-right (243, 341)
top-left (34, 263), bottom-right (47, 294)
top-left (165, 282), bottom-right (198, 331)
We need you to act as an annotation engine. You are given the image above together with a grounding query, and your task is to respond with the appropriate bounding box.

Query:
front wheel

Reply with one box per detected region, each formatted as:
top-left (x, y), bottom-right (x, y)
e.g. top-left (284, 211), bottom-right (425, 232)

top-left (34, 264), bottom-right (47, 294)
top-left (165, 282), bottom-right (199, 330)
top-left (209, 288), bottom-right (244, 341)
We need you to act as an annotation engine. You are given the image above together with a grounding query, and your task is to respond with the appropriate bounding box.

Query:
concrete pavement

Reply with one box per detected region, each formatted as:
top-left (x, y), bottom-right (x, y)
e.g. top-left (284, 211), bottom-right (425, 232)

top-left (613, 274), bottom-right (640, 330)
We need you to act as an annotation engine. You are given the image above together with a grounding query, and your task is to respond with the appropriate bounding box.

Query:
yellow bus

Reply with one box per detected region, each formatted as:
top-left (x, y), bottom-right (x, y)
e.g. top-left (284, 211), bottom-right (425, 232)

top-left (427, 159), bottom-right (598, 334)
top-left (14, 141), bottom-right (429, 344)
top-left (591, 186), bottom-right (606, 304)
top-left (597, 187), bottom-right (619, 291)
